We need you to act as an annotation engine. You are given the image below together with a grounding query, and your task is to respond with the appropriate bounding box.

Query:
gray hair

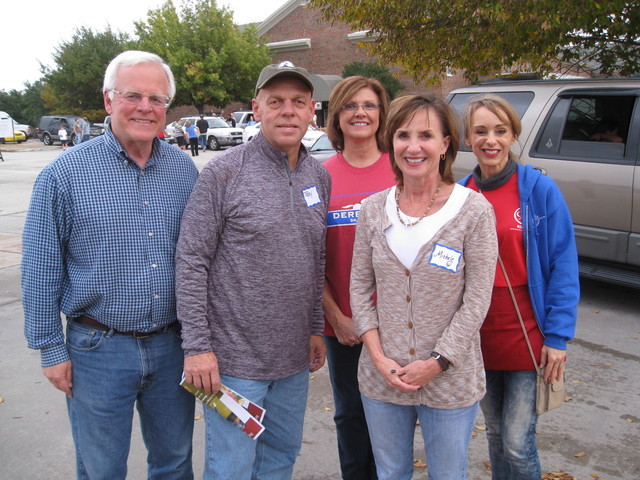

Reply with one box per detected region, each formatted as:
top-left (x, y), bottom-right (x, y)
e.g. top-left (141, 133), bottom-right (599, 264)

top-left (103, 50), bottom-right (176, 101)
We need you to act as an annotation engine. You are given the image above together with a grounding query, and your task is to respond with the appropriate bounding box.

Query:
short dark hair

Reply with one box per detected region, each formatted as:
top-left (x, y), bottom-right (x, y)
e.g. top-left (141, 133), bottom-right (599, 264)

top-left (385, 94), bottom-right (459, 186)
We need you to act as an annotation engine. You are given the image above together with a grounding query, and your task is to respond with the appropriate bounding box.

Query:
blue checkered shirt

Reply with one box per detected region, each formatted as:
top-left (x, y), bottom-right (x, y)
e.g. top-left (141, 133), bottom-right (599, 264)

top-left (22, 129), bottom-right (198, 367)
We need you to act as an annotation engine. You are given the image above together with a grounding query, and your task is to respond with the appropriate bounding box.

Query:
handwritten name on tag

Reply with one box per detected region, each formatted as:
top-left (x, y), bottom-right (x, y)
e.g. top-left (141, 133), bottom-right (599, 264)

top-left (429, 243), bottom-right (462, 273)
top-left (302, 185), bottom-right (321, 207)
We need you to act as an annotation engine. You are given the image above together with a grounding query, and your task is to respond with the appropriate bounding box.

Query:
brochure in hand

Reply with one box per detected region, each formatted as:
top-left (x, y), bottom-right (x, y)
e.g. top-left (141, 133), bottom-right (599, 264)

top-left (180, 374), bottom-right (266, 439)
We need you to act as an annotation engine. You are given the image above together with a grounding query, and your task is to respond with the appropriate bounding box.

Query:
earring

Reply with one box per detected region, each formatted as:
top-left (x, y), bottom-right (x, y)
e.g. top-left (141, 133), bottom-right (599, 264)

top-left (439, 154), bottom-right (445, 162)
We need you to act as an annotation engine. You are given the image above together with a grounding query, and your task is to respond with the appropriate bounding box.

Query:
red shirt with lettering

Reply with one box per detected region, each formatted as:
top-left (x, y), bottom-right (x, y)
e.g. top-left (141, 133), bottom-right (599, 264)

top-left (467, 173), bottom-right (544, 370)
top-left (323, 152), bottom-right (395, 336)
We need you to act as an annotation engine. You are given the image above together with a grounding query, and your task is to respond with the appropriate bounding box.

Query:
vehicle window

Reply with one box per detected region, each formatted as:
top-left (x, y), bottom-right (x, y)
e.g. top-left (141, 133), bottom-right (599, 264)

top-left (448, 91), bottom-right (535, 151)
top-left (310, 134), bottom-right (333, 152)
top-left (208, 118), bottom-right (231, 128)
top-left (534, 94), bottom-right (635, 161)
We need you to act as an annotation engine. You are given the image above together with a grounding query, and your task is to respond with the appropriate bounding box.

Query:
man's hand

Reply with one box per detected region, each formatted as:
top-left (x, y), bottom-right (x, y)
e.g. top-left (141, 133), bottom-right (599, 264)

top-left (184, 352), bottom-right (220, 395)
top-left (309, 335), bottom-right (326, 372)
top-left (43, 361), bottom-right (73, 398)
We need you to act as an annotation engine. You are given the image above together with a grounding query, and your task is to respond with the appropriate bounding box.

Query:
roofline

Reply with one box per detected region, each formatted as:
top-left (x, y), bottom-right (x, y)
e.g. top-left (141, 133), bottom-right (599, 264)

top-left (258, 0), bottom-right (307, 38)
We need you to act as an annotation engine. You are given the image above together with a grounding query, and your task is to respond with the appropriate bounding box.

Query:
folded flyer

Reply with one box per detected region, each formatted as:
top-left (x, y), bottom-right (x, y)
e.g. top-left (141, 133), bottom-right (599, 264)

top-left (181, 374), bottom-right (266, 439)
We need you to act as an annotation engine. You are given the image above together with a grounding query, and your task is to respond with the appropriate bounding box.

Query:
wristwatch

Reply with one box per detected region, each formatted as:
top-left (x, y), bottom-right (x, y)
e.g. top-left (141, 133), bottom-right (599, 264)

top-left (431, 351), bottom-right (450, 371)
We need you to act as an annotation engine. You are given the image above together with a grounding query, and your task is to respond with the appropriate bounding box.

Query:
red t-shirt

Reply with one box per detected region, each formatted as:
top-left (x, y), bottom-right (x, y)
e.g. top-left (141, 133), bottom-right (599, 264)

top-left (467, 174), bottom-right (544, 370)
top-left (323, 152), bottom-right (396, 336)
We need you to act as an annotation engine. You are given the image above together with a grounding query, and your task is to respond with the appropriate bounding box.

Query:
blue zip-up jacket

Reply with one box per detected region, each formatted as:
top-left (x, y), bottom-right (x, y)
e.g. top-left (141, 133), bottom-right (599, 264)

top-left (460, 163), bottom-right (579, 350)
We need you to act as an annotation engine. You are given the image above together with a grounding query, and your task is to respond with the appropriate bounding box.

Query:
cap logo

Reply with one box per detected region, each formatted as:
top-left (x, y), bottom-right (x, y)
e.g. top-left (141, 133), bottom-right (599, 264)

top-left (278, 61), bottom-right (295, 70)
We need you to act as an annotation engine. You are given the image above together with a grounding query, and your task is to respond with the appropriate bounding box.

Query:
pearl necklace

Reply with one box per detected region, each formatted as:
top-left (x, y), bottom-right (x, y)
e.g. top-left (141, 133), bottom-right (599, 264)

top-left (395, 181), bottom-right (444, 227)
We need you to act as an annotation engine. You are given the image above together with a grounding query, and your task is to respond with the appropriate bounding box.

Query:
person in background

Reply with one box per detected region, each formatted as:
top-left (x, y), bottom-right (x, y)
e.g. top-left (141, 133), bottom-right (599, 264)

top-left (227, 112), bottom-right (237, 128)
top-left (322, 75), bottom-right (395, 480)
top-left (350, 94), bottom-right (498, 480)
top-left (196, 114), bottom-right (209, 151)
top-left (176, 61), bottom-right (330, 479)
top-left (174, 119), bottom-right (187, 150)
top-left (22, 50), bottom-right (198, 480)
top-left (460, 94), bottom-right (579, 480)
top-left (246, 113), bottom-right (257, 126)
top-left (73, 118), bottom-right (82, 145)
top-left (58, 124), bottom-right (69, 150)
top-left (82, 117), bottom-right (91, 142)
top-left (185, 120), bottom-right (199, 157)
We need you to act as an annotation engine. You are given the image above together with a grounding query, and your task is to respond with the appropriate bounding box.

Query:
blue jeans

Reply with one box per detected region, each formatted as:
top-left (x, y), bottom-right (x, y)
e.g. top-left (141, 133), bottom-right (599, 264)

top-left (203, 369), bottom-right (309, 480)
top-left (481, 370), bottom-right (541, 480)
top-left (324, 335), bottom-right (377, 479)
top-left (199, 134), bottom-right (207, 149)
top-left (361, 395), bottom-right (478, 480)
top-left (66, 321), bottom-right (195, 480)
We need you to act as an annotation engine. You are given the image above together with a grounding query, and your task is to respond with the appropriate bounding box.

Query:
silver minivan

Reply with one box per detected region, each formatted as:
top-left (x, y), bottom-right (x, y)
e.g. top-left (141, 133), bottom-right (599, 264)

top-left (447, 78), bottom-right (640, 287)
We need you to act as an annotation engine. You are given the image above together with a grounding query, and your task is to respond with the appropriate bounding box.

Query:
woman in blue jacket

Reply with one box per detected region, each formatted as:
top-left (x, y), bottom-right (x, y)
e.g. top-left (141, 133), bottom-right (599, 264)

top-left (459, 94), bottom-right (579, 480)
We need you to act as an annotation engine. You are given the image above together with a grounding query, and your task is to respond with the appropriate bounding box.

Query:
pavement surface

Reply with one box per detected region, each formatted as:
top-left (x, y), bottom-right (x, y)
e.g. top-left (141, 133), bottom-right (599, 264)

top-left (0, 140), bottom-right (638, 479)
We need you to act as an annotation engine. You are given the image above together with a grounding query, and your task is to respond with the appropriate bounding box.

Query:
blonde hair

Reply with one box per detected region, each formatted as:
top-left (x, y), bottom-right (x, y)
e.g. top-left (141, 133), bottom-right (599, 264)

top-left (462, 94), bottom-right (521, 159)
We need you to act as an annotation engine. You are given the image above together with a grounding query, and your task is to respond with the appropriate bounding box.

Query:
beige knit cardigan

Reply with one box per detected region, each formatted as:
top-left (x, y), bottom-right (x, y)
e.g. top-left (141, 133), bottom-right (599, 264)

top-left (350, 188), bottom-right (498, 408)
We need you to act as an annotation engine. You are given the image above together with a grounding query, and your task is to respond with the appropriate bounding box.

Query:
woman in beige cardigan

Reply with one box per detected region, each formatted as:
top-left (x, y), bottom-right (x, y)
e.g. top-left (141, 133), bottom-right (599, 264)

top-left (350, 94), bottom-right (498, 480)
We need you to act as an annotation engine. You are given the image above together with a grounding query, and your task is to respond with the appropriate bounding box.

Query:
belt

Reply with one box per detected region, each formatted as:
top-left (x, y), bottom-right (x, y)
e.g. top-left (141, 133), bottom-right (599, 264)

top-left (73, 315), bottom-right (177, 339)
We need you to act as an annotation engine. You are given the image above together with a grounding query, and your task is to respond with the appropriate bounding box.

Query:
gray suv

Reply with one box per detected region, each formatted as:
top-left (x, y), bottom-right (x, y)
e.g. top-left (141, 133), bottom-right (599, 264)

top-left (447, 78), bottom-right (640, 287)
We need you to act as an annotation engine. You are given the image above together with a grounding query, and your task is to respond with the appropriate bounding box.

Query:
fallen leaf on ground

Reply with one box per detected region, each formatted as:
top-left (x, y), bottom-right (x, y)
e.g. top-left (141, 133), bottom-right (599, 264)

top-left (194, 414), bottom-right (202, 421)
top-left (542, 471), bottom-right (577, 479)
top-left (572, 380), bottom-right (584, 384)
top-left (483, 461), bottom-right (492, 474)
top-left (591, 474), bottom-right (600, 478)
top-left (575, 451), bottom-right (587, 458)
top-left (474, 424), bottom-right (486, 431)
top-left (324, 407), bottom-right (332, 411)
top-left (413, 459), bottom-right (426, 468)
top-left (0, 396), bottom-right (4, 403)
top-left (565, 395), bottom-right (573, 402)
top-left (592, 309), bottom-right (600, 313)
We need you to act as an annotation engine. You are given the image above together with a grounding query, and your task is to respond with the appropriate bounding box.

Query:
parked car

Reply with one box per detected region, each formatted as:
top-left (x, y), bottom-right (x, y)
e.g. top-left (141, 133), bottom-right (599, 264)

top-left (446, 77), bottom-right (640, 287)
top-left (233, 110), bottom-right (255, 129)
top-left (166, 116), bottom-right (243, 150)
top-left (242, 122), bottom-right (324, 148)
top-left (13, 120), bottom-right (33, 138)
top-left (307, 133), bottom-right (336, 162)
top-left (0, 111), bottom-right (32, 140)
top-left (37, 115), bottom-right (82, 145)
top-left (0, 130), bottom-right (27, 143)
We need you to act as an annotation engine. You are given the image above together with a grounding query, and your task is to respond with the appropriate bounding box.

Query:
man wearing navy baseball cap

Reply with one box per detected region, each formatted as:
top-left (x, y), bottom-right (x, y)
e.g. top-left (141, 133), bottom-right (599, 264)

top-left (176, 61), bottom-right (331, 478)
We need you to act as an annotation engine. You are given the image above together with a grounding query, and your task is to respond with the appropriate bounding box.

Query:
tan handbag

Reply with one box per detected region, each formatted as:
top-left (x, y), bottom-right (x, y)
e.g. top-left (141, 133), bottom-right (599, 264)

top-left (498, 256), bottom-right (565, 415)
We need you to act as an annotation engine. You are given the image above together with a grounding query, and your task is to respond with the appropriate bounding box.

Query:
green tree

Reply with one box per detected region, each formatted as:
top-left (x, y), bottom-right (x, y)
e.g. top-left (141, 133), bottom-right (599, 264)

top-left (342, 61), bottom-right (404, 99)
top-left (43, 26), bottom-right (132, 116)
top-left (135, 0), bottom-right (271, 112)
top-left (0, 81), bottom-right (48, 127)
top-left (310, 0), bottom-right (640, 83)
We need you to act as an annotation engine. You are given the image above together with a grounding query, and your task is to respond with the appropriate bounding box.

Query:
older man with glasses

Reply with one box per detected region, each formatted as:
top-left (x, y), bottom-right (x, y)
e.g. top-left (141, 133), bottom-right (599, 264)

top-left (22, 50), bottom-right (198, 480)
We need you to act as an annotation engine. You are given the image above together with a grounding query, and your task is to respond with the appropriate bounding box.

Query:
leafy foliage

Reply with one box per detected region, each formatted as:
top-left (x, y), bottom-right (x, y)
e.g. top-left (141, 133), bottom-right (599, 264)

top-left (342, 61), bottom-right (404, 99)
top-left (42, 27), bottom-right (132, 116)
top-left (0, 81), bottom-right (48, 127)
top-left (310, 0), bottom-right (640, 83)
top-left (135, 0), bottom-right (271, 112)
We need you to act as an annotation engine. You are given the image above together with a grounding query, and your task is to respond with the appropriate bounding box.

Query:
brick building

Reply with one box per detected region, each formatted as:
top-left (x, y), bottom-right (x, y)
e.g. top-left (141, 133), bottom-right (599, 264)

top-left (258, 0), bottom-right (471, 99)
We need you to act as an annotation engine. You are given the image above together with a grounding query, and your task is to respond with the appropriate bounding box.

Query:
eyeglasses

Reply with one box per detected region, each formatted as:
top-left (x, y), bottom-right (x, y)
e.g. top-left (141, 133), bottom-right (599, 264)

top-left (111, 89), bottom-right (172, 108)
top-left (341, 103), bottom-right (381, 112)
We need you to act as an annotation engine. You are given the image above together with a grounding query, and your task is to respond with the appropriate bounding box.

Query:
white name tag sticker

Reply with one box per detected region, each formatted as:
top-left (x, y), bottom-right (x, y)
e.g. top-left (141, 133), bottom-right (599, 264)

top-left (302, 185), bottom-right (321, 207)
top-left (429, 243), bottom-right (462, 273)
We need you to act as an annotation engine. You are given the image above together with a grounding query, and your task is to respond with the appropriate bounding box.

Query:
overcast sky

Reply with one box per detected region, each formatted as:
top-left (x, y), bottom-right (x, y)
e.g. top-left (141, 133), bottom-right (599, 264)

top-left (1, 0), bottom-right (287, 92)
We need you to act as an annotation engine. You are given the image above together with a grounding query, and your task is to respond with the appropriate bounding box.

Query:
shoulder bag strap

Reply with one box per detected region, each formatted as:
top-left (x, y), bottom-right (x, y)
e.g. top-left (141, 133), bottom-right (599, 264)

top-left (497, 255), bottom-right (542, 375)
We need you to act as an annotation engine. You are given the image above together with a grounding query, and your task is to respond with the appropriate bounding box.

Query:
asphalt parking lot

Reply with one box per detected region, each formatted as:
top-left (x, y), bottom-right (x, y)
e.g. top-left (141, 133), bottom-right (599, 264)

top-left (0, 140), bottom-right (639, 479)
